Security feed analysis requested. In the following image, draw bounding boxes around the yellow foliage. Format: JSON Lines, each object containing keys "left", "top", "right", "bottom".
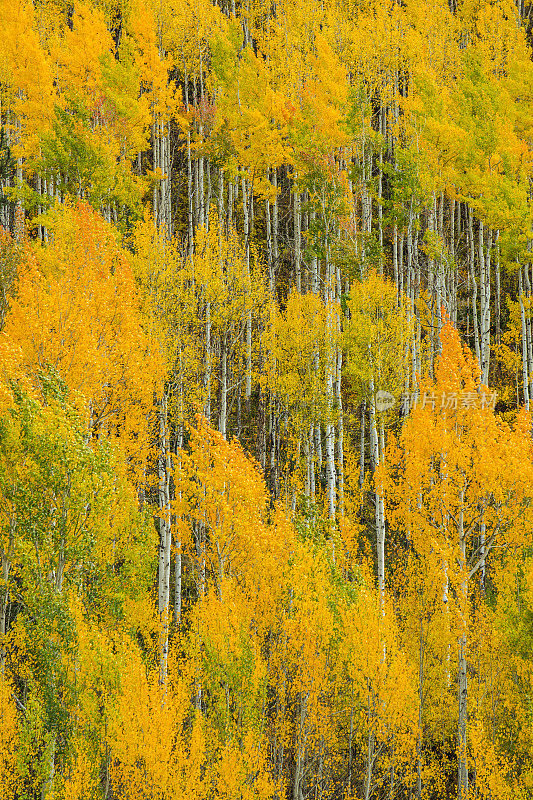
{"left": 0, "top": 202, "right": 163, "bottom": 471}
{"left": 109, "top": 638, "right": 204, "bottom": 800}
{"left": 0, "top": 671, "right": 16, "bottom": 800}
{"left": 345, "top": 271, "right": 413, "bottom": 405}
{"left": 0, "top": 0, "right": 54, "bottom": 160}
{"left": 262, "top": 289, "right": 333, "bottom": 430}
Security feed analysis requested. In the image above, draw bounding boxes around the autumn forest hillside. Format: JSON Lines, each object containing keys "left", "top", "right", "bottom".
{"left": 2, "top": 0, "right": 533, "bottom": 798}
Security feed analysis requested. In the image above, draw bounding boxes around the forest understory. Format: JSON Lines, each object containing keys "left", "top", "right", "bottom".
{"left": 2, "top": 0, "right": 533, "bottom": 798}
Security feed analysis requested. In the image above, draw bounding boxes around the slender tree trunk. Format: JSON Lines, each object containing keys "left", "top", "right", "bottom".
{"left": 204, "top": 299, "right": 211, "bottom": 422}
{"left": 458, "top": 634, "right": 469, "bottom": 799}
{"left": 195, "top": 517, "right": 206, "bottom": 602}
{"left": 450, "top": 198, "right": 455, "bottom": 262}
{"left": 435, "top": 194, "right": 445, "bottom": 346}
{"left": 242, "top": 177, "right": 252, "bottom": 404}
{"left": 0, "top": 515, "right": 14, "bottom": 669}
{"left": 163, "top": 119, "right": 171, "bottom": 234}
{"left": 309, "top": 425, "right": 315, "bottom": 501}
{"left": 292, "top": 693, "right": 308, "bottom": 800}
{"left": 495, "top": 231, "right": 501, "bottom": 347}
{"left": 273, "top": 169, "right": 279, "bottom": 288}
{"left": 363, "top": 688, "right": 376, "bottom": 800}
{"left": 310, "top": 209, "right": 318, "bottom": 293}
{"left": 40, "top": 736, "right": 56, "bottom": 800}
{"left": 378, "top": 148, "right": 384, "bottom": 277}
{"left": 369, "top": 380, "right": 385, "bottom": 601}
{"left": 219, "top": 334, "right": 228, "bottom": 437}
{"left": 198, "top": 127, "right": 205, "bottom": 227}
{"left": 519, "top": 269, "right": 529, "bottom": 410}
{"left": 458, "top": 495, "right": 469, "bottom": 800}
{"left": 416, "top": 615, "right": 425, "bottom": 800}
{"left": 347, "top": 698, "right": 354, "bottom": 796}
{"left": 294, "top": 183, "right": 301, "bottom": 292}
{"left": 158, "top": 393, "right": 171, "bottom": 614}
{"left": 393, "top": 223, "right": 398, "bottom": 297}
{"left": 218, "top": 168, "right": 224, "bottom": 219}
{"left": 152, "top": 117, "right": 160, "bottom": 225}
{"left": 524, "top": 263, "right": 533, "bottom": 387}
{"left": 468, "top": 209, "right": 481, "bottom": 366}
{"left": 479, "top": 222, "right": 491, "bottom": 385}
{"left": 443, "top": 560, "right": 451, "bottom": 687}
{"left": 399, "top": 230, "right": 404, "bottom": 299}
{"left": 325, "top": 351, "right": 336, "bottom": 519}
{"left": 479, "top": 509, "right": 486, "bottom": 592}
{"left": 206, "top": 159, "right": 211, "bottom": 225}
{"left": 266, "top": 180, "right": 274, "bottom": 295}
{"left": 427, "top": 201, "right": 436, "bottom": 371}
{"left": 359, "top": 400, "right": 366, "bottom": 488}
{"left": 158, "top": 393, "right": 171, "bottom": 685}
{"left": 184, "top": 68, "right": 194, "bottom": 249}
{"left": 258, "top": 365, "right": 267, "bottom": 470}
{"left": 269, "top": 400, "right": 277, "bottom": 496}
{"left": 173, "top": 527, "right": 182, "bottom": 625}
{"left": 335, "top": 347, "right": 344, "bottom": 517}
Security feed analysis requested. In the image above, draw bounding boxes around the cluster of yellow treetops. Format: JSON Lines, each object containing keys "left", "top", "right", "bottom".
{"left": 3, "top": 0, "right": 533, "bottom": 798}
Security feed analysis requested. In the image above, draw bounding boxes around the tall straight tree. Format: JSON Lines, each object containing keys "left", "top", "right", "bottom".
{"left": 384, "top": 322, "right": 533, "bottom": 799}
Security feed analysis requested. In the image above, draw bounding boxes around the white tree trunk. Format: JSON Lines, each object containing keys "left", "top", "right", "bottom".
{"left": 479, "top": 221, "right": 491, "bottom": 386}
{"left": 519, "top": 269, "right": 529, "bottom": 410}
{"left": 157, "top": 394, "right": 171, "bottom": 684}
{"left": 242, "top": 177, "right": 252, "bottom": 403}
{"left": 335, "top": 347, "right": 344, "bottom": 517}
{"left": 324, "top": 302, "right": 336, "bottom": 520}
{"left": 369, "top": 380, "right": 385, "bottom": 601}
{"left": 40, "top": 736, "right": 56, "bottom": 800}
{"left": 294, "top": 185, "right": 301, "bottom": 292}
{"left": 204, "top": 301, "right": 211, "bottom": 422}
{"left": 457, "top": 494, "right": 469, "bottom": 800}
{"left": 219, "top": 334, "right": 228, "bottom": 438}
{"left": 468, "top": 210, "right": 481, "bottom": 367}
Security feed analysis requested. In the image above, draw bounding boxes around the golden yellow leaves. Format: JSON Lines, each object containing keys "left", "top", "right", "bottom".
{"left": 0, "top": 672, "right": 16, "bottom": 800}
{"left": 0, "top": 0, "right": 54, "bottom": 160}
{"left": 385, "top": 319, "right": 533, "bottom": 590}
{"left": 263, "top": 290, "right": 333, "bottom": 429}
{"left": 345, "top": 272, "right": 413, "bottom": 402}
{"left": 177, "top": 416, "right": 269, "bottom": 590}
{"left": 192, "top": 215, "right": 265, "bottom": 332}
{"left": 56, "top": 2, "right": 114, "bottom": 99}
{"left": 110, "top": 654, "right": 195, "bottom": 800}
{"left": 1, "top": 201, "right": 164, "bottom": 468}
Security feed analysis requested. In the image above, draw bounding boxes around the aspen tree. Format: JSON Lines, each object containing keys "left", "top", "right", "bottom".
{"left": 345, "top": 274, "right": 412, "bottom": 600}
{"left": 384, "top": 321, "right": 533, "bottom": 799}
{"left": 262, "top": 291, "right": 331, "bottom": 507}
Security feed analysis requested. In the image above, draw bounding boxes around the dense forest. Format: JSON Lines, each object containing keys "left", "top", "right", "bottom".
{"left": 2, "top": 0, "right": 533, "bottom": 798}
